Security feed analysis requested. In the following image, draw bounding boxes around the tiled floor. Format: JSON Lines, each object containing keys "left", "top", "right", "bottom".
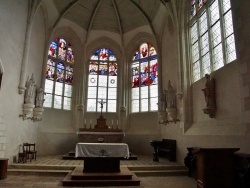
{"left": 0, "top": 155, "right": 197, "bottom": 188}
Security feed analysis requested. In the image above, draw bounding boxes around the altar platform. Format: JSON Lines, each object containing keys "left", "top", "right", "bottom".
{"left": 5, "top": 154, "right": 191, "bottom": 187}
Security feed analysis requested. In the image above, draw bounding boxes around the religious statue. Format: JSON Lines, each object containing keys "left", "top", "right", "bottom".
{"left": 166, "top": 80, "right": 176, "bottom": 108}
{"left": 202, "top": 74, "right": 216, "bottom": 108}
{"left": 202, "top": 74, "right": 216, "bottom": 118}
{"left": 24, "top": 74, "right": 35, "bottom": 104}
{"left": 35, "top": 87, "right": 45, "bottom": 108}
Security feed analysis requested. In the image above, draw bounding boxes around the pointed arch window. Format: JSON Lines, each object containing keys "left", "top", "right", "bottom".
{"left": 131, "top": 43, "right": 158, "bottom": 113}
{"left": 190, "top": 0, "right": 236, "bottom": 82}
{"left": 87, "top": 48, "right": 117, "bottom": 113}
{"left": 44, "top": 38, "right": 74, "bottom": 110}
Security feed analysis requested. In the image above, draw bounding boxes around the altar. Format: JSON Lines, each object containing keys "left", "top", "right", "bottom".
{"left": 75, "top": 143, "right": 130, "bottom": 172}
{"left": 76, "top": 131, "right": 125, "bottom": 143}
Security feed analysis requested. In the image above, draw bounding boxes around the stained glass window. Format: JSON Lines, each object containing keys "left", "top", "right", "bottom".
{"left": 87, "top": 48, "right": 117, "bottom": 112}
{"left": 191, "top": 0, "right": 207, "bottom": 18}
{"left": 44, "top": 37, "right": 74, "bottom": 110}
{"left": 190, "top": 0, "right": 236, "bottom": 82}
{"left": 131, "top": 43, "right": 158, "bottom": 113}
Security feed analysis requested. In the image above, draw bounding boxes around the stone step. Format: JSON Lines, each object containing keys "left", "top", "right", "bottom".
{"left": 7, "top": 163, "right": 188, "bottom": 177}
{"left": 8, "top": 164, "right": 75, "bottom": 170}
{"left": 62, "top": 170, "right": 141, "bottom": 187}
{"left": 71, "top": 166, "right": 133, "bottom": 180}
{"left": 127, "top": 165, "right": 187, "bottom": 171}
{"left": 7, "top": 168, "right": 71, "bottom": 176}
{"left": 133, "top": 169, "right": 188, "bottom": 177}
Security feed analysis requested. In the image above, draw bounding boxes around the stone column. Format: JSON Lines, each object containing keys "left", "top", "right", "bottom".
{"left": 18, "top": 0, "right": 42, "bottom": 94}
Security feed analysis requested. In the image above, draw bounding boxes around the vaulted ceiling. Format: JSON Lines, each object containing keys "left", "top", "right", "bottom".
{"left": 53, "top": 0, "right": 163, "bottom": 34}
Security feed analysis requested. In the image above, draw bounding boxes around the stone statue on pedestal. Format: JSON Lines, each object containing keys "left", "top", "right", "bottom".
{"left": 24, "top": 74, "right": 35, "bottom": 104}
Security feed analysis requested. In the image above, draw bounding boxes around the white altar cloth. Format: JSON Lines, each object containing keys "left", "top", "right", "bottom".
{"left": 75, "top": 143, "right": 130, "bottom": 158}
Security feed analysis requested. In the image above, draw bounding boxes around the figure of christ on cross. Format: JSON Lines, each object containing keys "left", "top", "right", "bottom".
{"left": 98, "top": 99, "right": 106, "bottom": 116}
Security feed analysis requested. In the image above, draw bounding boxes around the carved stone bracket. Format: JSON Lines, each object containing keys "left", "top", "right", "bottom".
{"left": 203, "top": 107, "right": 216, "bottom": 118}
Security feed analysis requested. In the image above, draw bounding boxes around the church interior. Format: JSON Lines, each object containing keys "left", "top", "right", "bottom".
{"left": 1, "top": 0, "right": 250, "bottom": 187}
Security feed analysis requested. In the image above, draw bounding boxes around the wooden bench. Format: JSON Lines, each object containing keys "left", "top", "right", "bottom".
{"left": 158, "top": 139, "right": 176, "bottom": 162}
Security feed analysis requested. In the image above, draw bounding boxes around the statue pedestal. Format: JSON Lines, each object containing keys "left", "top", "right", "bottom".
{"left": 203, "top": 107, "right": 216, "bottom": 118}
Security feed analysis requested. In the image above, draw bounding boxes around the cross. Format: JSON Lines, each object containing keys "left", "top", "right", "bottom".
{"left": 98, "top": 99, "right": 106, "bottom": 116}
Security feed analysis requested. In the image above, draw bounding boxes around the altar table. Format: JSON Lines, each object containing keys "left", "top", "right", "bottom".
{"left": 75, "top": 143, "right": 129, "bottom": 158}
{"left": 75, "top": 143, "right": 130, "bottom": 172}
{"left": 76, "top": 131, "right": 125, "bottom": 143}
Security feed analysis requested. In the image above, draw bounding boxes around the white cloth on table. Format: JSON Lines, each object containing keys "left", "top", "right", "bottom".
{"left": 75, "top": 143, "right": 130, "bottom": 158}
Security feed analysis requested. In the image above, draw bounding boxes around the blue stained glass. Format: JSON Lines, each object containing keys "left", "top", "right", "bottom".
{"left": 150, "top": 58, "right": 158, "bottom": 85}
{"left": 99, "top": 48, "right": 108, "bottom": 61}
{"left": 140, "top": 60, "right": 148, "bottom": 73}
{"left": 56, "top": 62, "right": 65, "bottom": 83}
{"left": 133, "top": 50, "right": 139, "bottom": 61}
{"left": 48, "top": 41, "right": 58, "bottom": 58}
{"left": 65, "top": 65, "right": 73, "bottom": 85}
{"left": 67, "top": 47, "right": 74, "bottom": 63}
{"left": 140, "top": 73, "right": 148, "bottom": 86}
{"left": 98, "top": 62, "right": 108, "bottom": 75}
{"left": 109, "top": 49, "right": 116, "bottom": 61}
{"left": 91, "top": 50, "right": 99, "bottom": 60}
{"left": 108, "top": 49, "right": 113, "bottom": 55}
{"left": 46, "top": 59, "right": 55, "bottom": 80}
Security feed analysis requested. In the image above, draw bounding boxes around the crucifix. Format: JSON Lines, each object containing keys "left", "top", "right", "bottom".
{"left": 98, "top": 99, "right": 106, "bottom": 116}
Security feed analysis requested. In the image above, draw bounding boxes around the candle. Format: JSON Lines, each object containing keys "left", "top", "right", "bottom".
{"left": 117, "top": 120, "right": 118, "bottom": 125}
{"left": 85, "top": 119, "right": 86, "bottom": 124}
{"left": 112, "top": 120, "right": 113, "bottom": 125}
{"left": 90, "top": 119, "right": 92, "bottom": 124}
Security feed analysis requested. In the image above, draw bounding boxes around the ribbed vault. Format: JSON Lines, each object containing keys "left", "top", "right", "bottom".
{"left": 53, "top": 0, "right": 162, "bottom": 34}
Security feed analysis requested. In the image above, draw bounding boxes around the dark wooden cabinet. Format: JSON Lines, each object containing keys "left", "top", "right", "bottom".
{"left": 192, "top": 148, "right": 239, "bottom": 188}
{"left": 0, "top": 158, "right": 8, "bottom": 179}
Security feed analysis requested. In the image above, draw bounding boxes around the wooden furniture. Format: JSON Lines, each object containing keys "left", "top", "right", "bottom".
{"left": 23, "top": 143, "right": 37, "bottom": 161}
{"left": 184, "top": 147, "right": 199, "bottom": 178}
{"left": 234, "top": 152, "right": 250, "bottom": 188}
{"left": 150, "top": 140, "right": 161, "bottom": 162}
{"left": 0, "top": 158, "right": 8, "bottom": 179}
{"left": 75, "top": 143, "right": 129, "bottom": 172}
{"left": 192, "top": 148, "right": 239, "bottom": 188}
{"left": 158, "top": 139, "right": 176, "bottom": 162}
{"left": 18, "top": 152, "right": 27, "bottom": 163}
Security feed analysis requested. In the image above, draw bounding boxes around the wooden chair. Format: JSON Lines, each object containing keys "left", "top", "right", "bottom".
{"left": 23, "top": 143, "right": 37, "bottom": 161}
{"left": 18, "top": 152, "right": 27, "bottom": 163}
